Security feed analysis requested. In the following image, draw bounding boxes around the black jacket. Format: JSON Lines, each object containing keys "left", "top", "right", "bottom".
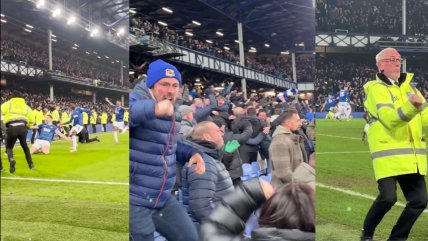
{"left": 200, "top": 178, "right": 315, "bottom": 241}
{"left": 181, "top": 140, "right": 234, "bottom": 224}
{"left": 221, "top": 120, "right": 253, "bottom": 180}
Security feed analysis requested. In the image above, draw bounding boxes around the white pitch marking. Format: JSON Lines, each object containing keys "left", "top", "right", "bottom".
{"left": 1, "top": 177, "right": 128, "bottom": 185}
{"left": 317, "top": 133, "right": 362, "bottom": 140}
{"left": 317, "top": 151, "right": 370, "bottom": 155}
{"left": 317, "top": 182, "right": 428, "bottom": 214}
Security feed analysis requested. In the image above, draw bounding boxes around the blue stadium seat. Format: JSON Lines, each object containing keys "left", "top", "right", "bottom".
{"left": 250, "top": 162, "right": 260, "bottom": 177}
{"left": 241, "top": 163, "right": 253, "bottom": 181}
{"left": 154, "top": 231, "right": 166, "bottom": 241}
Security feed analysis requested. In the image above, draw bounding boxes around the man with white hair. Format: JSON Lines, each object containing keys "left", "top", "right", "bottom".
{"left": 361, "top": 47, "right": 428, "bottom": 241}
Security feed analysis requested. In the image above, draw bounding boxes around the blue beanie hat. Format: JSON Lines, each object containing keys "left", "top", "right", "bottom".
{"left": 146, "top": 59, "right": 182, "bottom": 88}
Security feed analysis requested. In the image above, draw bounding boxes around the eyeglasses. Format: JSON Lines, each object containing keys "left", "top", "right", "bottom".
{"left": 379, "top": 57, "right": 403, "bottom": 63}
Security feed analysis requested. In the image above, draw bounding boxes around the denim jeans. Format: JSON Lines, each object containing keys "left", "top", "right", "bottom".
{"left": 130, "top": 195, "right": 198, "bottom": 241}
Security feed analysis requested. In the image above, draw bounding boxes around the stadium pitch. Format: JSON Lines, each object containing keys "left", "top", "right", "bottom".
{"left": 1, "top": 132, "right": 129, "bottom": 241}
{"left": 316, "top": 119, "right": 428, "bottom": 241}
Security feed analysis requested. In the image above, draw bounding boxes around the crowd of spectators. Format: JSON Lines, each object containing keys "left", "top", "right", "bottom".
{"left": 315, "top": 54, "right": 428, "bottom": 112}
{"left": 1, "top": 86, "right": 125, "bottom": 120}
{"left": 296, "top": 55, "right": 316, "bottom": 83}
{"left": 316, "top": 0, "right": 428, "bottom": 36}
{"left": 1, "top": 32, "right": 128, "bottom": 89}
{"left": 131, "top": 17, "right": 316, "bottom": 81}
{"left": 130, "top": 69, "right": 316, "bottom": 239}
{"left": 407, "top": 65, "right": 428, "bottom": 99}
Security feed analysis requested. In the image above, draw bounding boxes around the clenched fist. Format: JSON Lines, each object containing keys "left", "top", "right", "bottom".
{"left": 155, "top": 99, "right": 174, "bottom": 117}
{"left": 409, "top": 94, "right": 423, "bottom": 108}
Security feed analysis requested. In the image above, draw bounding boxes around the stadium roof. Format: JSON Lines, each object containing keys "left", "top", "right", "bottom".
{"left": 71, "top": 0, "right": 128, "bottom": 33}
{"left": 2, "top": 0, "right": 128, "bottom": 63}
{"left": 131, "top": 0, "right": 315, "bottom": 54}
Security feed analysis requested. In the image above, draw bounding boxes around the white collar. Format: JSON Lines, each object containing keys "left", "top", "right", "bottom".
{"left": 387, "top": 77, "right": 398, "bottom": 86}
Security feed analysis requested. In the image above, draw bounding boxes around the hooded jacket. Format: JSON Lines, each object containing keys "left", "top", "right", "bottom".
{"left": 200, "top": 178, "right": 315, "bottom": 241}
{"left": 129, "top": 81, "right": 199, "bottom": 208}
{"left": 181, "top": 139, "right": 234, "bottom": 224}
{"left": 363, "top": 72, "right": 428, "bottom": 180}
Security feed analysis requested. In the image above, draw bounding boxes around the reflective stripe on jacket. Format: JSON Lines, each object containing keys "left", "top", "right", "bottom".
{"left": 364, "top": 73, "right": 428, "bottom": 180}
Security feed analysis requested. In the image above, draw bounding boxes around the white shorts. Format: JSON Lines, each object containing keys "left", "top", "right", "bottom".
{"left": 113, "top": 121, "right": 125, "bottom": 130}
{"left": 70, "top": 125, "right": 84, "bottom": 134}
{"left": 33, "top": 139, "right": 50, "bottom": 149}
{"left": 338, "top": 102, "right": 350, "bottom": 110}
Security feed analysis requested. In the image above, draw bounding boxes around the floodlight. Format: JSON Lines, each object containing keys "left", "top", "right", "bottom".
{"left": 162, "top": 7, "right": 173, "bottom": 13}
{"left": 67, "top": 16, "right": 76, "bottom": 25}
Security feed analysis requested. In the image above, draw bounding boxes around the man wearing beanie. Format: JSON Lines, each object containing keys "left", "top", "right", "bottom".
{"left": 129, "top": 59, "right": 205, "bottom": 241}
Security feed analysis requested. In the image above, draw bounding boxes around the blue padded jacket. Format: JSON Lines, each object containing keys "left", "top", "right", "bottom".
{"left": 130, "top": 81, "right": 198, "bottom": 208}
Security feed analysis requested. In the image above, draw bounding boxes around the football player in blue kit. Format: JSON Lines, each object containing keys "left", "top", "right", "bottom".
{"left": 105, "top": 97, "right": 128, "bottom": 143}
{"left": 30, "top": 115, "right": 71, "bottom": 154}
{"left": 63, "top": 104, "right": 92, "bottom": 152}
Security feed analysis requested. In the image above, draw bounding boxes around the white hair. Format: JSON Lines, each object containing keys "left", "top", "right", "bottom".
{"left": 375, "top": 47, "right": 397, "bottom": 62}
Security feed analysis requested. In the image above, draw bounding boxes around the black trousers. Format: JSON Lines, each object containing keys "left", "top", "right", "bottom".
{"left": 102, "top": 124, "right": 107, "bottom": 132}
{"left": 78, "top": 128, "right": 98, "bottom": 143}
{"left": 91, "top": 124, "right": 97, "bottom": 133}
{"left": 363, "top": 173, "right": 428, "bottom": 240}
{"left": 31, "top": 128, "right": 38, "bottom": 144}
{"left": 239, "top": 144, "right": 259, "bottom": 164}
{"left": 5, "top": 123, "right": 33, "bottom": 166}
{"left": 62, "top": 125, "right": 69, "bottom": 136}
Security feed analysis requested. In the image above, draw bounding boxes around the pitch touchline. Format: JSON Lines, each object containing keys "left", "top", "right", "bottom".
{"left": 317, "top": 151, "right": 370, "bottom": 154}
{"left": 317, "top": 182, "right": 428, "bottom": 214}
{"left": 1, "top": 177, "right": 129, "bottom": 185}
{"left": 317, "top": 134, "right": 362, "bottom": 140}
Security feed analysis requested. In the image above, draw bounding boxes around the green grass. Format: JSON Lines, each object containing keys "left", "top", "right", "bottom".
{"left": 1, "top": 132, "right": 129, "bottom": 241}
{"left": 316, "top": 119, "right": 428, "bottom": 241}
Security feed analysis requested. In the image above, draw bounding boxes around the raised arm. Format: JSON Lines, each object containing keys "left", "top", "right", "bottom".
{"left": 105, "top": 97, "right": 115, "bottom": 107}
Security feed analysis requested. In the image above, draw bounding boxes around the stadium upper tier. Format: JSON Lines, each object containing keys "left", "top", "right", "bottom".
{"left": 1, "top": 32, "right": 128, "bottom": 89}
{"left": 316, "top": 0, "right": 427, "bottom": 36}
{"left": 130, "top": 18, "right": 315, "bottom": 84}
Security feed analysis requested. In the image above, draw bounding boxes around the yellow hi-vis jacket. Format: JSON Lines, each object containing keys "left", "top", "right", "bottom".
{"left": 61, "top": 112, "right": 70, "bottom": 125}
{"left": 90, "top": 111, "right": 98, "bottom": 124}
{"left": 1, "top": 97, "right": 33, "bottom": 126}
{"left": 101, "top": 112, "right": 108, "bottom": 124}
{"left": 124, "top": 110, "right": 129, "bottom": 122}
{"left": 83, "top": 112, "right": 89, "bottom": 125}
{"left": 51, "top": 110, "right": 60, "bottom": 122}
{"left": 364, "top": 73, "right": 428, "bottom": 180}
{"left": 31, "top": 109, "right": 44, "bottom": 125}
